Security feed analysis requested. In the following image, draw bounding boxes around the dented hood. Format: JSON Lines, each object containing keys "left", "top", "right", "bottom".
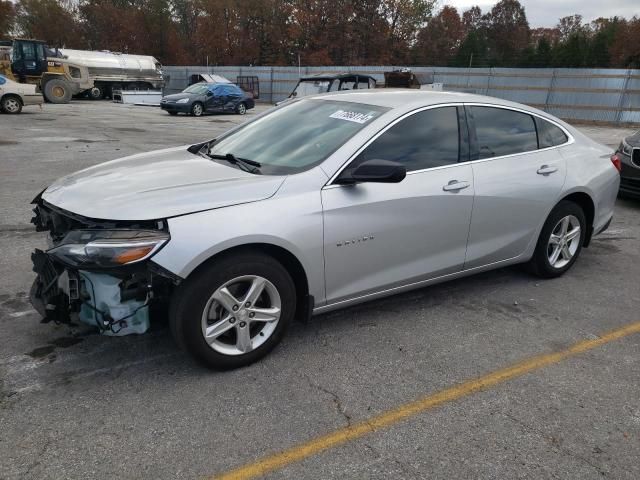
{"left": 42, "top": 146, "right": 286, "bottom": 220}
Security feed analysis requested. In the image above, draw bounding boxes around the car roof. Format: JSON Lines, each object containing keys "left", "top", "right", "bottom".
{"left": 309, "top": 89, "right": 554, "bottom": 118}
{"left": 191, "top": 82, "right": 239, "bottom": 90}
{"left": 300, "top": 72, "right": 375, "bottom": 81}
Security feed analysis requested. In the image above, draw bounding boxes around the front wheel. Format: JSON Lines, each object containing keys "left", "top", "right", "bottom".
{"left": 170, "top": 252, "right": 296, "bottom": 370}
{"left": 43, "top": 78, "right": 72, "bottom": 104}
{"left": 236, "top": 102, "right": 247, "bottom": 115}
{"left": 191, "top": 102, "right": 204, "bottom": 117}
{"left": 527, "top": 200, "right": 586, "bottom": 278}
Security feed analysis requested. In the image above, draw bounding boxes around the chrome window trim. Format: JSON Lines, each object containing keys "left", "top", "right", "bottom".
{"left": 324, "top": 101, "right": 575, "bottom": 189}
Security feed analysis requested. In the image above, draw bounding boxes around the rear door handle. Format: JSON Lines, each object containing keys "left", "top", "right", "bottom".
{"left": 537, "top": 165, "right": 558, "bottom": 175}
{"left": 442, "top": 180, "right": 470, "bottom": 192}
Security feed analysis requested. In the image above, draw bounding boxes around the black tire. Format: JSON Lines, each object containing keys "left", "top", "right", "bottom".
{"left": 170, "top": 252, "right": 296, "bottom": 370}
{"left": 168, "top": 111, "right": 178, "bottom": 116}
{"left": 526, "top": 200, "right": 586, "bottom": 278}
{"left": 88, "top": 86, "right": 103, "bottom": 100}
{"left": 236, "top": 102, "right": 247, "bottom": 115}
{"left": 43, "top": 78, "right": 72, "bottom": 104}
{"left": 190, "top": 102, "right": 204, "bottom": 117}
{"left": 1, "top": 95, "right": 22, "bottom": 114}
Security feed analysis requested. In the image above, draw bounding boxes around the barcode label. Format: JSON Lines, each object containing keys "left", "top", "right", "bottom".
{"left": 329, "top": 110, "right": 375, "bottom": 124}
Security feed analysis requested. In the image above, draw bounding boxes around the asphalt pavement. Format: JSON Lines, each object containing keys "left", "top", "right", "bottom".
{"left": 0, "top": 101, "right": 638, "bottom": 480}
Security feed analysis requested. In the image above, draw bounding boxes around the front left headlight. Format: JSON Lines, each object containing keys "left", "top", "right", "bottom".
{"left": 621, "top": 138, "right": 633, "bottom": 156}
{"left": 176, "top": 98, "right": 190, "bottom": 104}
{"left": 48, "top": 229, "right": 169, "bottom": 268}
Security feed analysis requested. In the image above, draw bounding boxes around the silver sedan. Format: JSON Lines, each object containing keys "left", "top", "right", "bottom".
{"left": 30, "top": 91, "right": 620, "bottom": 369}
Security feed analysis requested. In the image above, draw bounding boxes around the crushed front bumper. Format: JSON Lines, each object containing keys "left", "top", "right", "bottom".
{"left": 29, "top": 197, "right": 178, "bottom": 334}
{"left": 29, "top": 246, "right": 176, "bottom": 334}
{"left": 29, "top": 249, "right": 72, "bottom": 323}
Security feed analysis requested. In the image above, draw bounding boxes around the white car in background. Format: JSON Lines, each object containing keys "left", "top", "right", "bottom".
{"left": 0, "top": 74, "right": 43, "bottom": 114}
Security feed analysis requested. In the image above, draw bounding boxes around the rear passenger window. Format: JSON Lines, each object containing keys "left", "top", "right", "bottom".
{"left": 352, "top": 107, "right": 460, "bottom": 171}
{"left": 471, "top": 107, "right": 537, "bottom": 159}
{"left": 536, "top": 117, "right": 568, "bottom": 148}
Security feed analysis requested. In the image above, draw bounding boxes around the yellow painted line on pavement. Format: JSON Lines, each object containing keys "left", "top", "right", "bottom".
{"left": 213, "top": 321, "right": 640, "bottom": 480}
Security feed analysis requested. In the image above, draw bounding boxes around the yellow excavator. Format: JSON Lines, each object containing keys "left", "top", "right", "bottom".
{"left": 1, "top": 38, "right": 164, "bottom": 103}
{"left": 0, "top": 38, "right": 92, "bottom": 103}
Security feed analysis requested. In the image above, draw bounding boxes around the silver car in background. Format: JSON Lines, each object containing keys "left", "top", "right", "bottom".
{"left": 30, "top": 91, "right": 620, "bottom": 369}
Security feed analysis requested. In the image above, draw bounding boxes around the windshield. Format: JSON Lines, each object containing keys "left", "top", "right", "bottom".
{"left": 183, "top": 83, "right": 210, "bottom": 94}
{"left": 209, "top": 99, "right": 388, "bottom": 175}
{"left": 292, "top": 80, "right": 331, "bottom": 98}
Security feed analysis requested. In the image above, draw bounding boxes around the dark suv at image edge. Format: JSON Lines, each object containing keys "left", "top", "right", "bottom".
{"left": 613, "top": 131, "right": 640, "bottom": 199}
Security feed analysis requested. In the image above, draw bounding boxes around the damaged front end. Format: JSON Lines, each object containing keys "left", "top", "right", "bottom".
{"left": 30, "top": 193, "right": 179, "bottom": 335}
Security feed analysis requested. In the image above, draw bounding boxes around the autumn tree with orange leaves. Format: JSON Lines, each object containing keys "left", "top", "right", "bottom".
{"left": 3, "top": 0, "right": 640, "bottom": 68}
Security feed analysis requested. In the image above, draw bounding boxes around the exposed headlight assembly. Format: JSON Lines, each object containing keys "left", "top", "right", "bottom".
{"left": 176, "top": 98, "right": 190, "bottom": 104}
{"left": 48, "top": 229, "right": 169, "bottom": 268}
{"left": 621, "top": 139, "right": 633, "bottom": 156}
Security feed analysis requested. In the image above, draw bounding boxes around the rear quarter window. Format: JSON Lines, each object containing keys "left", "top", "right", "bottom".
{"left": 536, "top": 117, "right": 569, "bottom": 148}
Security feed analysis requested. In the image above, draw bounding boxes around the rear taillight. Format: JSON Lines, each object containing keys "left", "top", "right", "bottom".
{"left": 611, "top": 153, "right": 622, "bottom": 172}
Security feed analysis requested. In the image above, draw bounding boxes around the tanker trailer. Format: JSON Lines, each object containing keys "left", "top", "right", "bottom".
{"left": 55, "top": 49, "right": 165, "bottom": 99}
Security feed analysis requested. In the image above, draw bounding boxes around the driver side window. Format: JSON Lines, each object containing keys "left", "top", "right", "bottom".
{"left": 350, "top": 106, "right": 460, "bottom": 172}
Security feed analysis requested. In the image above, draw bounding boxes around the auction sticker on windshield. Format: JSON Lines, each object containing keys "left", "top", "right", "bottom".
{"left": 329, "top": 110, "right": 377, "bottom": 124}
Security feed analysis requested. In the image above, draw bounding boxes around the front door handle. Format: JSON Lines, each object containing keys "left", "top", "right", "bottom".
{"left": 442, "top": 180, "right": 470, "bottom": 192}
{"left": 537, "top": 165, "right": 558, "bottom": 175}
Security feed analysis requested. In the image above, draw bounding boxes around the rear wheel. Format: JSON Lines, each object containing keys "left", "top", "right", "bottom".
{"left": 168, "top": 111, "right": 178, "bottom": 116}
{"left": 170, "top": 252, "right": 296, "bottom": 370}
{"left": 1, "top": 95, "right": 22, "bottom": 114}
{"left": 43, "top": 78, "right": 72, "bottom": 104}
{"left": 191, "top": 102, "right": 204, "bottom": 117}
{"left": 88, "top": 86, "right": 103, "bottom": 100}
{"left": 527, "top": 200, "right": 586, "bottom": 278}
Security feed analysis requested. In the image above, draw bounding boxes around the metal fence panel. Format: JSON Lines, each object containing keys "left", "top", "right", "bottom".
{"left": 163, "top": 65, "right": 640, "bottom": 125}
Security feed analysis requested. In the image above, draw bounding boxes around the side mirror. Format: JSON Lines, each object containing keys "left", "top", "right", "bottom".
{"left": 206, "top": 91, "right": 213, "bottom": 97}
{"left": 336, "top": 159, "right": 406, "bottom": 184}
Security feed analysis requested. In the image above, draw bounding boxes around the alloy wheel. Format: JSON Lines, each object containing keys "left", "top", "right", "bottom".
{"left": 192, "top": 103, "right": 203, "bottom": 116}
{"left": 547, "top": 215, "right": 581, "bottom": 269}
{"left": 201, "top": 275, "right": 281, "bottom": 356}
{"left": 237, "top": 103, "right": 246, "bottom": 115}
{"left": 3, "top": 98, "right": 20, "bottom": 113}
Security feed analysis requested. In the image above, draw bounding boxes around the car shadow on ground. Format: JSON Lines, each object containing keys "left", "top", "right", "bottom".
{"left": 617, "top": 196, "right": 640, "bottom": 208}
{"left": 3, "top": 264, "right": 537, "bottom": 396}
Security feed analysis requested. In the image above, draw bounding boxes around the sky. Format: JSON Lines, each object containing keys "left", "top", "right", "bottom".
{"left": 446, "top": 0, "right": 639, "bottom": 27}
